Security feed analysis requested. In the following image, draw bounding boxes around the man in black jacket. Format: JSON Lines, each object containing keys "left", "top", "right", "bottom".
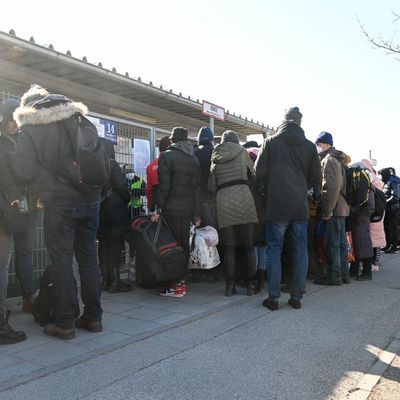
{"left": 11, "top": 85, "right": 103, "bottom": 339}
{"left": 255, "top": 107, "right": 321, "bottom": 310}
{"left": 0, "top": 99, "right": 38, "bottom": 313}
{"left": 154, "top": 127, "right": 201, "bottom": 297}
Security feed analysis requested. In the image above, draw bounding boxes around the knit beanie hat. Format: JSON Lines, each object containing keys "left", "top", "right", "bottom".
{"left": 221, "top": 130, "right": 239, "bottom": 144}
{"left": 315, "top": 131, "right": 333, "bottom": 146}
{"left": 159, "top": 136, "right": 171, "bottom": 152}
{"left": 284, "top": 106, "right": 302, "bottom": 125}
{"left": 169, "top": 127, "right": 188, "bottom": 143}
{"left": 0, "top": 99, "right": 19, "bottom": 123}
{"left": 197, "top": 126, "right": 213, "bottom": 143}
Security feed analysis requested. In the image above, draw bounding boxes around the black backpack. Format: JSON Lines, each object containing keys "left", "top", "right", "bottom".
{"left": 58, "top": 114, "right": 110, "bottom": 193}
{"left": 32, "top": 267, "right": 80, "bottom": 326}
{"left": 341, "top": 165, "right": 371, "bottom": 208}
{"left": 370, "top": 187, "right": 386, "bottom": 223}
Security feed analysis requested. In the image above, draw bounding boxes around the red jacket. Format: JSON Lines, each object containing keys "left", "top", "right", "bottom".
{"left": 146, "top": 158, "right": 159, "bottom": 212}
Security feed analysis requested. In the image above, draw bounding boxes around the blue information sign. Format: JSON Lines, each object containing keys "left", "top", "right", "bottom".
{"left": 101, "top": 119, "right": 118, "bottom": 143}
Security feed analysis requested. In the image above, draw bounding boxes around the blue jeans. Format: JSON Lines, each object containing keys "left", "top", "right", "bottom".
{"left": 44, "top": 203, "right": 102, "bottom": 328}
{"left": 266, "top": 221, "right": 309, "bottom": 300}
{"left": 324, "top": 217, "right": 348, "bottom": 280}
{"left": 254, "top": 245, "right": 267, "bottom": 271}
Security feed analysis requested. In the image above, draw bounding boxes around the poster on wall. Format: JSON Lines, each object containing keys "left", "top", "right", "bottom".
{"left": 87, "top": 116, "right": 118, "bottom": 144}
{"left": 133, "top": 138, "right": 151, "bottom": 174}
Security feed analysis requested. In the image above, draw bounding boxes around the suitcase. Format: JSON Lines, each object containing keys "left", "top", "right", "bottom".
{"left": 130, "top": 216, "right": 186, "bottom": 288}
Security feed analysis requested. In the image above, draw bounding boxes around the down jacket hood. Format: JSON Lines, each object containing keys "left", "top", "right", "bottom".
{"left": 274, "top": 121, "right": 306, "bottom": 146}
{"left": 169, "top": 140, "right": 193, "bottom": 156}
{"left": 212, "top": 142, "right": 244, "bottom": 164}
{"left": 14, "top": 94, "right": 88, "bottom": 127}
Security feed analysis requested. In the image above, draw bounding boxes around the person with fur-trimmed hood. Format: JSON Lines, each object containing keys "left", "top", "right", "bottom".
{"left": 11, "top": 85, "right": 103, "bottom": 340}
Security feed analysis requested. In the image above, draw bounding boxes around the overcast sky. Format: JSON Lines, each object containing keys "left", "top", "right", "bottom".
{"left": 1, "top": 0, "right": 399, "bottom": 172}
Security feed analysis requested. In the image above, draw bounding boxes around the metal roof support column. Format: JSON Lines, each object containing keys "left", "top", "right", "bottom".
{"left": 150, "top": 125, "right": 156, "bottom": 162}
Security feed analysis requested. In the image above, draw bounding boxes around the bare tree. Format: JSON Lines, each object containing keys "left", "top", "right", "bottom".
{"left": 359, "top": 11, "right": 400, "bottom": 55}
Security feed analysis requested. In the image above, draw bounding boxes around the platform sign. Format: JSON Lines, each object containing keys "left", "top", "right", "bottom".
{"left": 202, "top": 100, "right": 225, "bottom": 121}
{"left": 370, "top": 159, "right": 377, "bottom": 166}
{"left": 87, "top": 116, "right": 118, "bottom": 143}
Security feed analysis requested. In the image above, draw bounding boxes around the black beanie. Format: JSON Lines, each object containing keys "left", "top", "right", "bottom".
{"left": 169, "top": 127, "right": 188, "bottom": 143}
{"left": 284, "top": 106, "right": 302, "bottom": 125}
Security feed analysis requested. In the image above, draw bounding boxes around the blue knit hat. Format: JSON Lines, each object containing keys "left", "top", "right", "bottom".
{"left": 197, "top": 126, "right": 213, "bottom": 142}
{"left": 315, "top": 131, "right": 333, "bottom": 146}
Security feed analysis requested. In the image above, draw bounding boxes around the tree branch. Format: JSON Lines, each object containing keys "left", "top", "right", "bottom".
{"left": 359, "top": 16, "right": 400, "bottom": 55}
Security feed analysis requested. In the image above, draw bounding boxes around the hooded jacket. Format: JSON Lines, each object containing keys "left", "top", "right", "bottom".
{"left": 208, "top": 142, "right": 258, "bottom": 229}
{"left": 255, "top": 121, "right": 322, "bottom": 221}
{"left": 11, "top": 94, "right": 100, "bottom": 207}
{"left": 156, "top": 140, "right": 200, "bottom": 217}
{"left": 319, "top": 147, "right": 351, "bottom": 218}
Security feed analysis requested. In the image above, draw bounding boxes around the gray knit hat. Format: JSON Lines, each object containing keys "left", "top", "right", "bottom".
{"left": 221, "top": 130, "right": 239, "bottom": 144}
{"left": 284, "top": 106, "right": 302, "bottom": 125}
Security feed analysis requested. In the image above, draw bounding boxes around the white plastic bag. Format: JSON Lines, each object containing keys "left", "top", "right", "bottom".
{"left": 197, "top": 226, "right": 219, "bottom": 246}
{"left": 188, "top": 227, "right": 220, "bottom": 270}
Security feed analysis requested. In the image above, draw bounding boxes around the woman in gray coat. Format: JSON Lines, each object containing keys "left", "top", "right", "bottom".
{"left": 208, "top": 131, "right": 258, "bottom": 296}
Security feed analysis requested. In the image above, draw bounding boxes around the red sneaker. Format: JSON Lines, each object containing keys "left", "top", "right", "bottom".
{"left": 158, "top": 283, "right": 184, "bottom": 298}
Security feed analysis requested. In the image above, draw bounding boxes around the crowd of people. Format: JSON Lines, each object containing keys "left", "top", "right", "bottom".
{"left": 0, "top": 85, "right": 399, "bottom": 344}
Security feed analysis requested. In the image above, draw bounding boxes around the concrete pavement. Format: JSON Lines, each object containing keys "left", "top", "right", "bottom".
{"left": 1, "top": 253, "right": 400, "bottom": 399}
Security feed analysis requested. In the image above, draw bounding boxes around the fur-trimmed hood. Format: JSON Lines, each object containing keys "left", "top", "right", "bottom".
{"left": 14, "top": 94, "right": 88, "bottom": 127}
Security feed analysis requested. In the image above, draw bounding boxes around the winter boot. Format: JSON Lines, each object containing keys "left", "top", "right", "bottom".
{"left": 0, "top": 313, "right": 27, "bottom": 345}
{"left": 225, "top": 281, "right": 236, "bottom": 297}
{"left": 254, "top": 269, "right": 265, "bottom": 293}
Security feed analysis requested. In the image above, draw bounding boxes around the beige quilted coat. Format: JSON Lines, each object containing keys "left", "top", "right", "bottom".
{"left": 208, "top": 142, "right": 258, "bottom": 229}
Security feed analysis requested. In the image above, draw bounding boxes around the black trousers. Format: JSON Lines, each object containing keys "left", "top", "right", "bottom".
{"left": 98, "top": 237, "right": 124, "bottom": 285}
{"left": 384, "top": 209, "right": 399, "bottom": 247}
{"left": 220, "top": 224, "right": 255, "bottom": 281}
{"left": 163, "top": 214, "right": 191, "bottom": 280}
{"left": 350, "top": 257, "right": 372, "bottom": 276}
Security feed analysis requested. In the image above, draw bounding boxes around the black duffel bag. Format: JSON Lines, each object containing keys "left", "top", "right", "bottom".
{"left": 130, "top": 216, "right": 185, "bottom": 289}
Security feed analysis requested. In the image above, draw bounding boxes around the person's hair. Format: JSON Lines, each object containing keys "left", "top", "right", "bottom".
{"left": 159, "top": 136, "right": 170, "bottom": 152}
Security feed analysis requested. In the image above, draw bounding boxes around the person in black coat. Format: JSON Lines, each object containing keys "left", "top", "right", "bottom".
{"left": 0, "top": 99, "right": 39, "bottom": 314}
{"left": 154, "top": 127, "right": 201, "bottom": 298}
{"left": 0, "top": 100, "right": 27, "bottom": 344}
{"left": 98, "top": 139, "right": 132, "bottom": 293}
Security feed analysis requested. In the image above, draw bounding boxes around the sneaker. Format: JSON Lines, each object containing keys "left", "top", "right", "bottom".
{"left": 44, "top": 324, "right": 75, "bottom": 340}
{"left": 180, "top": 282, "right": 187, "bottom": 296}
{"left": 371, "top": 264, "right": 380, "bottom": 272}
{"left": 158, "top": 283, "right": 184, "bottom": 298}
{"left": 288, "top": 297, "right": 302, "bottom": 309}
{"left": 262, "top": 298, "right": 278, "bottom": 311}
{"left": 75, "top": 316, "right": 103, "bottom": 332}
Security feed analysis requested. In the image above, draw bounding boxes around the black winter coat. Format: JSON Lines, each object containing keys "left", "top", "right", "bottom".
{"left": 0, "top": 133, "right": 38, "bottom": 233}
{"left": 255, "top": 122, "right": 322, "bottom": 221}
{"left": 156, "top": 141, "right": 201, "bottom": 217}
{"left": 98, "top": 140, "right": 131, "bottom": 238}
{"left": 194, "top": 142, "right": 213, "bottom": 203}
{"left": 11, "top": 94, "right": 100, "bottom": 207}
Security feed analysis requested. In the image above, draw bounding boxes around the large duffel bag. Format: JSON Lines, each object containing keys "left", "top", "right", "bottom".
{"left": 130, "top": 216, "right": 186, "bottom": 288}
